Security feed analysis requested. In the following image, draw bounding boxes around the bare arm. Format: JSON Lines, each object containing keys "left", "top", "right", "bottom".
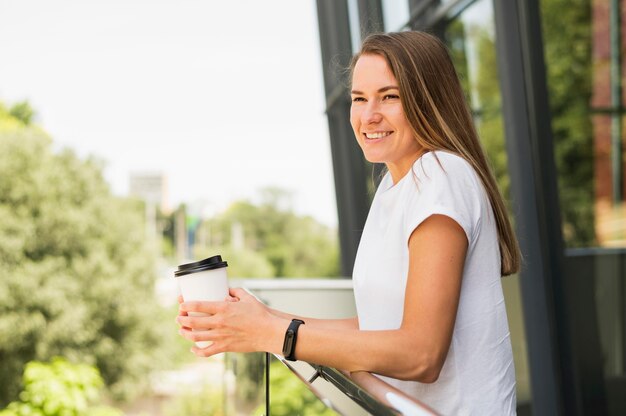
{"left": 178, "top": 296, "right": 359, "bottom": 331}
{"left": 178, "top": 214, "right": 466, "bottom": 382}
{"left": 267, "top": 307, "right": 359, "bottom": 331}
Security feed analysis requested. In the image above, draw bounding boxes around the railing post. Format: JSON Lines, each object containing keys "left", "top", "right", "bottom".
{"left": 265, "top": 352, "right": 270, "bottom": 416}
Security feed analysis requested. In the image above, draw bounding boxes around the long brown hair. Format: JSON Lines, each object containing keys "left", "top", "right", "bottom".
{"left": 351, "top": 31, "right": 521, "bottom": 276}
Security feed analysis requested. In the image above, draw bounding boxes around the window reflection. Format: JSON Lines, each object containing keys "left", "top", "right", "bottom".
{"left": 444, "top": 0, "right": 510, "bottom": 203}
{"left": 541, "top": 0, "right": 626, "bottom": 248}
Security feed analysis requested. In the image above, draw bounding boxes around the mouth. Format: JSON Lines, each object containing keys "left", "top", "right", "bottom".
{"left": 363, "top": 131, "right": 393, "bottom": 140}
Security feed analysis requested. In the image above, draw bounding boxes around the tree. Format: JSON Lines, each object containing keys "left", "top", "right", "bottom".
{"left": 195, "top": 187, "right": 341, "bottom": 278}
{"left": 7, "top": 101, "right": 35, "bottom": 126}
{"left": 0, "top": 103, "right": 169, "bottom": 404}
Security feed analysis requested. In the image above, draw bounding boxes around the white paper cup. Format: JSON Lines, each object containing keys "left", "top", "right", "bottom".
{"left": 175, "top": 255, "right": 229, "bottom": 349}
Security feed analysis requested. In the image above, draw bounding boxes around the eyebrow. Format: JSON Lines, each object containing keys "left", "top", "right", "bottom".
{"left": 350, "top": 85, "right": 399, "bottom": 95}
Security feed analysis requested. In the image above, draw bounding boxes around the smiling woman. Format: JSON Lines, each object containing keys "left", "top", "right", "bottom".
{"left": 178, "top": 31, "right": 521, "bottom": 416}
{"left": 350, "top": 54, "right": 423, "bottom": 182}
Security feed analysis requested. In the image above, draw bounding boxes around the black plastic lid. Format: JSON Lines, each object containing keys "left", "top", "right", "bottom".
{"left": 174, "top": 255, "right": 228, "bottom": 277}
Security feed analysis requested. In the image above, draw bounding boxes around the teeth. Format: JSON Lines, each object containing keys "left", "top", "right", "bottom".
{"left": 365, "top": 132, "right": 392, "bottom": 139}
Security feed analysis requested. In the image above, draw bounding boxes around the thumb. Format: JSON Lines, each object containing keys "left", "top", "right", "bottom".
{"left": 229, "top": 287, "right": 253, "bottom": 301}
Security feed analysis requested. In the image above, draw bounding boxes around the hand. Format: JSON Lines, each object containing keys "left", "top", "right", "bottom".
{"left": 176, "top": 287, "right": 284, "bottom": 357}
{"left": 176, "top": 293, "right": 239, "bottom": 329}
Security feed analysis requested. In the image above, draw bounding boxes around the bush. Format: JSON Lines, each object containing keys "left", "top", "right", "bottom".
{"left": 0, "top": 358, "right": 122, "bottom": 416}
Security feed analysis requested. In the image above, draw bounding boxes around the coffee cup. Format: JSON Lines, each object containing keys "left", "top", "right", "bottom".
{"left": 175, "top": 255, "right": 229, "bottom": 348}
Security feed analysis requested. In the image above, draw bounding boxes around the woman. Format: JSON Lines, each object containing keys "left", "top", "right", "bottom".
{"left": 177, "top": 31, "right": 521, "bottom": 415}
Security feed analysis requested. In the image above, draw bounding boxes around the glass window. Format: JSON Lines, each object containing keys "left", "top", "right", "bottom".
{"left": 541, "top": 0, "right": 626, "bottom": 249}
{"left": 445, "top": 0, "right": 511, "bottom": 203}
{"left": 540, "top": 1, "right": 626, "bottom": 413}
{"left": 224, "top": 352, "right": 266, "bottom": 415}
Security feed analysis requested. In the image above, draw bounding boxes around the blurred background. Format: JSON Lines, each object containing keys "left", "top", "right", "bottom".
{"left": 0, "top": 1, "right": 340, "bottom": 415}
{"left": 0, "top": 0, "right": 625, "bottom": 415}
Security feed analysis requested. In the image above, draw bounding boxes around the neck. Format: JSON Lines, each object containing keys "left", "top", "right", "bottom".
{"left": 387, "top": 149, "right": 429, "bottom": 184}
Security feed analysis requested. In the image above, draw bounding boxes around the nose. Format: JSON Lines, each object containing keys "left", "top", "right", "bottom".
{"left": 362, "top": 101, "right": 382, "bottom": 124}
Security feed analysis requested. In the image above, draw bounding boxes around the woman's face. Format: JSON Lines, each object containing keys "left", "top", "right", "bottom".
{"left": 350, "top": 53, "right": 423, "bottom": 182}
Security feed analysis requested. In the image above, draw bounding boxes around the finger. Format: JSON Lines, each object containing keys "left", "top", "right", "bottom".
{"left": 176, "top": 315, "right": 191, "bottom": 329}
{"left": 177, "top": 304, "right": 189, "bottom": 316}
{"left": 225, "top": 295, "right": 239, "bottom": 302}
{"left": 229, "top": 287, "right": 252, "bottom": 300}
{"left": 191, "top": 344, "right": 223, "bottom": 357}
{"left": 177, "top": 314, "right": 222, "bottom": 330}
{"left": 178, "top": 328, "right": 217, "bottom": 343}
{"left": 175, "top": 315, "right": 191, "bottom": 330}
{"left": 178, "top": 295, "right": 184, "bottom": 304}
{"left": 180, "top": 300, "right": 225, "bottom": 315}
{"left": 175, "top": 329, "right": 224, "bottom": 357}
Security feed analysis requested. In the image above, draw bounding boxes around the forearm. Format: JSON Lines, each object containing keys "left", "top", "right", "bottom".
{"left": 264, "top": 317, "right": 441, "bottom": 382}
{"left": 267, "top": 307, "right": 358, "bottom": 331}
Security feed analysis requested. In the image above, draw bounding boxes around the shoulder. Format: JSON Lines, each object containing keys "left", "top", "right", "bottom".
{"left": 413, "top": 151, "right": 474, "bottom": 178}
{"left": 409, "top": 151, "right": 480, "bottom": 193}
{"left": 400, "top": 151, "right": 484, "bottom": 246}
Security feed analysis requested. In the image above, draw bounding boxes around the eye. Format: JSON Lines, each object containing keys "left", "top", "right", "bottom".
{"left": 351, "top": 96, "right": 366, "bottom": 102}
{"left": 383, "top": 94, "right": 400, "bottom": 100}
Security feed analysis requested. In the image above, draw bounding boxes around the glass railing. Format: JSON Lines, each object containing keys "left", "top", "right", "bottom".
{"left": 219, "top": 279, "right": 439, "bottom": 415}
{"left": 224, "top": 351, "right": 439, "bottom": 415}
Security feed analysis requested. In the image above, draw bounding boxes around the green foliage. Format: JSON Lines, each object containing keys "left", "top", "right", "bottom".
{"left": 194, "top": 187, "right": 340, "bottom": 278}
{"left": 195, "top": 245, "right": 276, "bottom": 278}
{"left": 0, "top": 103, "right": 170, "bottom": 404}
{"left": 0, "top": 101, "right": 33, "bottom": 128}
{"left": 8, "top": 101, "right": 35, "bottom": 126}
{"left": 446, "top": 20, "right": 511, "bottom": 204}
{"left": 230, "top": 353, "right": 265, "bottom": 407}
{"left": 473, "top": 27, "right": 511, "bottom": 203}
{"left": 0, "top": 358, "right": 122, "bottom": 416}
{"left": 541, "top": 0, "right": 595, "bottom": 246}
{"left": 253, "top": 360, "right": 337, "bottom": 416}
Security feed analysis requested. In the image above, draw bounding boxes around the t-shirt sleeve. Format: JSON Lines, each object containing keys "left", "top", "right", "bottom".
{"left": 403, "top": 155, "right": 482, "bottom": 246}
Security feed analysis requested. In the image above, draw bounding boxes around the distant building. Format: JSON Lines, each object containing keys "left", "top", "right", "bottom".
{"left": 129, "top": 172, "right": 169, "bottom": 241}
{"left": 129, "top": 172, "right": 169, "bottom": 213}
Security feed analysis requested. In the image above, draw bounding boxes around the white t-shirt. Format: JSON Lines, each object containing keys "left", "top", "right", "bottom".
{"left": 352, "top": 151, "right": 516, "bottom": 416}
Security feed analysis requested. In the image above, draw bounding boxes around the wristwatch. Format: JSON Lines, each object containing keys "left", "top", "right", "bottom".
{"left": 282, "top": 319, "right": 305, "bottom": 361}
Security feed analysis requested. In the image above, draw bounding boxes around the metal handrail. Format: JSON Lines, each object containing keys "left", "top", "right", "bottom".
{"left": 273, "top": 354, "right": 439, "bottom": 416}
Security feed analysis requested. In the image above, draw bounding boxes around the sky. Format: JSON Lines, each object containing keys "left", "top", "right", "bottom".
{"left": 0, "top": 0, "right": 339, "bottom": 226}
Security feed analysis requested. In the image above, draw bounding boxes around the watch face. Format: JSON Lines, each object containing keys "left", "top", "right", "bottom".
{"left": 283, "top": 330, "right": 295, "bottom": 355}
{"left": 283, "top": 320, "right": 304, "bottom": 361}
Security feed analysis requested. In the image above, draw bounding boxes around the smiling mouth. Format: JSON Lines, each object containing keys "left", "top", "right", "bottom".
{"left": 364, "top": 131, "right": 392, "bottom": 139}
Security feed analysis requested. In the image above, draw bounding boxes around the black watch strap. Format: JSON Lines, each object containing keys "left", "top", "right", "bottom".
{"left": 282, "top": 319, "right": 305, "bottom": 361}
